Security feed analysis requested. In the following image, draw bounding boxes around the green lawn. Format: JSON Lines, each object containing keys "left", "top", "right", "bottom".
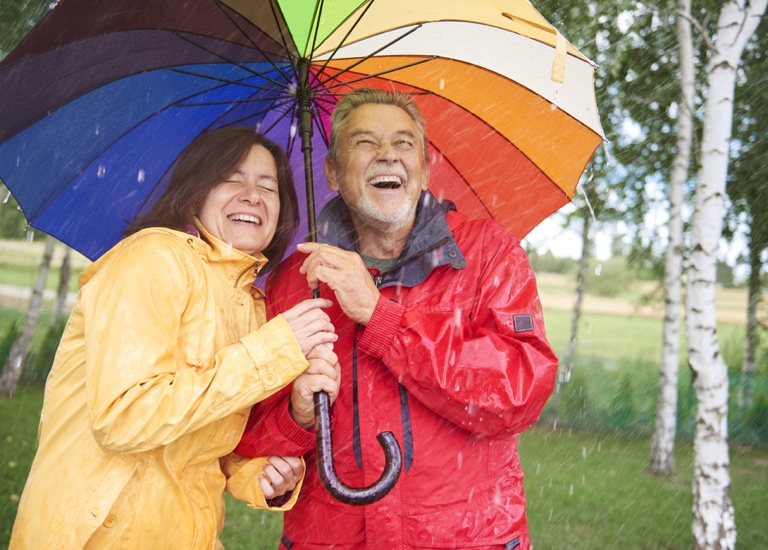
{"left": 3, "top": 386, "right": 767, "bottom": 549}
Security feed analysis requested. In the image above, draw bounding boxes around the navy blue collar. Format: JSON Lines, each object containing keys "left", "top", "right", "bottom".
{"left": 315, "top": 191, "right": 466, "bottom": 288}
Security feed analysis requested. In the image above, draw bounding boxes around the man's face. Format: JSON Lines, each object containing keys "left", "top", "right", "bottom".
{"left": 324, "top": 103, "right": 429, "bottom": 234}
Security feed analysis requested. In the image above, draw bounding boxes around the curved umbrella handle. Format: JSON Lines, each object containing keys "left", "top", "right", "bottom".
{"left": 314, "top": 390, "right": 402, "bottom": 506}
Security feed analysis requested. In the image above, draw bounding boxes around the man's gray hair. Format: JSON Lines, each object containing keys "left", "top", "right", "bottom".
{"left": 327, "top": 88, "right": 429, "bottom": 163}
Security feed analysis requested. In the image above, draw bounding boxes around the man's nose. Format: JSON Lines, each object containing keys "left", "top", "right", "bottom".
{"left": 375, "top": 141, "right": 399, "bottom": 161}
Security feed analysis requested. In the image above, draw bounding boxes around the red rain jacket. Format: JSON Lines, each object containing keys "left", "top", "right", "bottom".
{"left": 237, "top": 193, "right": 558, "bottom": 549}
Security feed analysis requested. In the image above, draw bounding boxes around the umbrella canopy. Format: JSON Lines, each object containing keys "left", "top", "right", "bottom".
{"left": 0, "top": 0, "right": 603, "bottom": 261}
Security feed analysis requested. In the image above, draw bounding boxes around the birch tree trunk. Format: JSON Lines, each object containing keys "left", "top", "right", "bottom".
{"left": 686, "top": 1, "right": 766, "bottom": 547}
{"left": 737, "top": 241, "right": 761, "bottom": 410}
{"left": 54, "top": 245, "right": 72, "bottom": 321}
{"left": 649, "top": 0, "right": 695, "bottom": 477}
{"left": 560, "top": 212, "right": 590, "bottom": 387}
{"left": 0, "top": 235, "right": 56, "bottom": 397}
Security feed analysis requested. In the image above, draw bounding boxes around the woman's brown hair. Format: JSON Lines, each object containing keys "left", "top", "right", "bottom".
{"left": 125, "top": 127, "right": 299, "bottom": 272}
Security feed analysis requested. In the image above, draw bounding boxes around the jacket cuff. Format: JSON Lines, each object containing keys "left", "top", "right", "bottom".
{"left": 240, "top": 314, "right": 308, "bottom": 391}
{"left": 276, "top": 395, "right": 316, "bottom": 448}
{"left": 357, "top": 297, "right": 405, "bottom": 359}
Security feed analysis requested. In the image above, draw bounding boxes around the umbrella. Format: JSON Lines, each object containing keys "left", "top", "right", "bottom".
{"left": 0, "top": 0, "right": 604, "bottom": 504}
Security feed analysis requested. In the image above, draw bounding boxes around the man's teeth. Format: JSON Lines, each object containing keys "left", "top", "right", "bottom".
{"left": 229, "top": 214, "right": 261, "bottom": 225}
{"left": 369, "top": 175, "right": 403, "bottom": 189}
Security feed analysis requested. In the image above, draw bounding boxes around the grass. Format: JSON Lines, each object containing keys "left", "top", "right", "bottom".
{"left": 521, "top": 425, "right": 768, "bottom": 549}
{"left": 3, "top": 387, "right": 767, "bottom": 549}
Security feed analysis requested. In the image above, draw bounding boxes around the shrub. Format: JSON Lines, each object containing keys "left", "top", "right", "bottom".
{"left": 558, "top": 371, "right": 593, "bottom": 426}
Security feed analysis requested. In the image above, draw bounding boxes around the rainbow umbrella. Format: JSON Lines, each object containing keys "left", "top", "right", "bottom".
{"left": 0, "top": 0, "right": 603, "bottom": 504}
{"left": 0, "top": 0, "right": 603, "bottom": 260}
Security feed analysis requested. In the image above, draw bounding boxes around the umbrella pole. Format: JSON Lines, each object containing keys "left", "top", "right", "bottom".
{"left": 297, "top": 59, "right": 317, "bottom": 245}
{"left": 296, "top": 60, "right": 402, "bottom": 505}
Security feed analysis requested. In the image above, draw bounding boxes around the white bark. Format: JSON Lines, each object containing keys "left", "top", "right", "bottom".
{"left": 0, "top": 235, "right": 56, "bottom": 397}
{"left": 560, "top": 212, "right": 590, "bottom": 387}
{"left": 686, "top": 1, "right": 766, "bottom": 548}
{"left": 54, "top": 245, "right": 72, "bottom": 321}
{"left": 650, "top": 0, "right": 695, "bottom": 477}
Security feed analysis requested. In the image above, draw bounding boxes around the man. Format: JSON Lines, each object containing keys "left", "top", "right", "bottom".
{"left": 237, "top": 88, "right": 558, "bottom": 549}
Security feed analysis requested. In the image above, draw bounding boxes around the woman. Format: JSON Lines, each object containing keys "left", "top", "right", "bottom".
{"left": 9, "top": 127, "right": 340, "bottom": 549}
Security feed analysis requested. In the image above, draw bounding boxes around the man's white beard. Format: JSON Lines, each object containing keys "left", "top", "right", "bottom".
{"left": 349, "top": 189, "right": 419, "bottom": 234}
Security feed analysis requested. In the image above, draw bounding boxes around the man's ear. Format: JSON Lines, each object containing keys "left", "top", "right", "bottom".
{"left": 324, "top": 158, "right": 340, "bottom": 192}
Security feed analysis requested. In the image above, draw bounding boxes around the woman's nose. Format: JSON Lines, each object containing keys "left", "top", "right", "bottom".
{"left": 238, "top": 182, "right": 263, "bottom": 204}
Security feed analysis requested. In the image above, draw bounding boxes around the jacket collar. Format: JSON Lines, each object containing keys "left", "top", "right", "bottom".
{"left": 192, "top": 218, "right": 268, "bottom": 291}
{"left": 315, "top": 191, "right": 466, "bottom": 288}
{"left": 80, "top": 223, "right": 267, "bottom": 294}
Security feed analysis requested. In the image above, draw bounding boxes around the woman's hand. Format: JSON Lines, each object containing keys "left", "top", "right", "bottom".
{"left": 290, "top": 344, "right": 341, "bottom": 429}
{"left": 258, "top": 455, "right": 305, "bottom": 500}
{"left": 281, "top": 298, "right": 337, "bottom": 356}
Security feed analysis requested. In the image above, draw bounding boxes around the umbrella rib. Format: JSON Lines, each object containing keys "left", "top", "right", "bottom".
{"left": 170, "top": 30, "right": 289, "bottom": 91}
{"left": 321, "top": 56, "right": 438, "bottom": 91}
{"left": 313, "top": 0, "right": 376, "bottom": 83}
{"left": 211, "top": 0, "right": 294, "bottom": 84}
{"left": 311, "top": 105, "right": 331, "bottom": 149}
{"left": 208, "top": 96, "right": 297, "bottom": 131}
{"left": 265, "top": 0, "right": 301, "bottom": 85}
{"left": 164, "top": 66, "right": 286, "bottom": 95}
{"left": 315, "top": 24, "right": 426, "bottom": 86}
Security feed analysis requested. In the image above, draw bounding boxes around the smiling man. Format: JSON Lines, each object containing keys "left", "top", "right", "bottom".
{"left": 236, "top": 88, "right": 559, "bottom": 550}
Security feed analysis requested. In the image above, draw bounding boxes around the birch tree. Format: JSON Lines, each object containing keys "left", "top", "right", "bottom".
{"left": 649, "top": 0, "right": 696, "bottom": 477}
{"left": 728, "top": 18, "right": 768, "bottom": 410}
{"left": 0, "top": 235, "right": 56, "bottom": 397}
{"left": 686, "top": 1, "right": 766, "bottom": 547}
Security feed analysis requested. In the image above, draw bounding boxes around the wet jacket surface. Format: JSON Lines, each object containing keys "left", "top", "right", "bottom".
{"left": 10, "top": 225, "right": 309, "bottom": 550}
{"left": 236, "top": 193, "right": 558, "bottom": 549}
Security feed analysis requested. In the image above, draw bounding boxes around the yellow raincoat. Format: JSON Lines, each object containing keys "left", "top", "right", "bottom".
{"left": 10, "top": 223, "right": 309, "bottom": 549}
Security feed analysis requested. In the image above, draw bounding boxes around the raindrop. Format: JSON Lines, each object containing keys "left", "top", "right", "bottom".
{"left": 456, "top": 451, "right": 463, "bottom": 470}
{"left": 597, "top": 441, "right": 602, "bottom": 452}
{"left": 569, "top": 484, "right": 574, "bottom": 496}
{"left": 439, "top": 78, "right": 445, "bottom": 90}
{"left": 97, "top": 165, "right": 106, "bottom": 178}
{"left": 582, "top": 474, "right": 586, "bottom": 485}
{"left": 3, "top": 191, "right": 10, "bottom": 204}
{"left": 290, "top": 124, "right": 298, "bottom": 138}
{"left": 16, "top": 156, "right": 20, "bottom": 167}
{"left": 582, "top": 446, "right": 587, "bottom": 458}
{"left": 550, "top": 103, "right": 558, "bottom": 111}
{"left": 95, "top": 125, "right": 100, "bottom": 135}
{"left": 536, "top": 463, "right": 540, "bottom": 475}
{"left": 548, "top": 508, "right": 553, "bottom": 521}
{"left": 26, "top": 230, "right": 33, "bottom": 243}
{"left": 594, "top": 263, "right": 602, "bottom": 276}
{"left": 137, "top": 169, "right": 146, "bottom": 183}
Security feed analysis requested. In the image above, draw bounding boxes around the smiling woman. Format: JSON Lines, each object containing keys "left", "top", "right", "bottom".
{"left": 8, "top": 126, "right": 342, "bottom": 550}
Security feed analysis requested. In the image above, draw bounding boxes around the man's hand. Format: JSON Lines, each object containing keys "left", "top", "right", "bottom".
{"left": 297, "top": 242, "right": 380, "bottom": 325}
{"left": 290, "top": 344, "right": 341, "bottom": 429}
{"left": 258, "top": 456, "right": 305, "bottom": 499}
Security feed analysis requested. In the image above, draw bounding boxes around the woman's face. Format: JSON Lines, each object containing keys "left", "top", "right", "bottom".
{"left": 196, "top": 144, "right": 281, "bottom": 257}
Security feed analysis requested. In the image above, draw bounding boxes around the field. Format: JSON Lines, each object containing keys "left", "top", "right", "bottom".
{"left": 1, "top": 239, "right": 765, "bottom": 549}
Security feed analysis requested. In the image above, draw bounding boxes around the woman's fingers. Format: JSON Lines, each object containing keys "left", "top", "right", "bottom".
{"left": 260, "top": 456, "right": 305, "bottom": 499}
{"left": 282, "top": 298, "right": 337, "bottom": 356}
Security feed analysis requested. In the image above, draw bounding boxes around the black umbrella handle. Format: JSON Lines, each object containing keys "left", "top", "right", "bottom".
{"left": 313, "top": 390, "right": 402, "bottom": 506}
